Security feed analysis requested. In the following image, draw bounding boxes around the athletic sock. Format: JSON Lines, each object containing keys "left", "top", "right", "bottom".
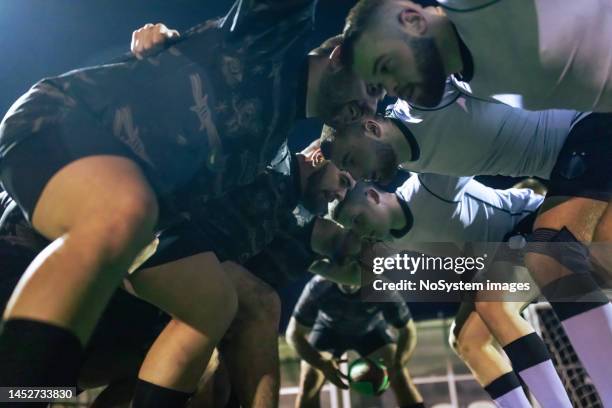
{"left": 541, "top": 274, "right": 612, "bottom": 406}
{"left": 483, "top": 372, "right": 531, "bottom": 408}
{"left": 0, "top": 319, "right": 83, "bottom": 386}
{"left": 132, "top": 379, "right": 192, "bottom": 408}
{"left": 503, "top": 332, "right": 571, "bottom": 407}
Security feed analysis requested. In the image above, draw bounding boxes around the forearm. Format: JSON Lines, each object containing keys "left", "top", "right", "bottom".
{"left": 395, "top": 322, "right": 417, "bottom": 363}
{"left": 286, "top": 332, "right": 326, "bottom": 369}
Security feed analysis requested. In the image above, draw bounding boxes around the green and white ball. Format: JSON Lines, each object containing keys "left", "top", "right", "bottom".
{"left": 348, "top": 358, "right": 390, "bottom": 396}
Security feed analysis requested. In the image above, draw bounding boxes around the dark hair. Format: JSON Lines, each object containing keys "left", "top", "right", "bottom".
{"left": 310, "top": 34, "right": 344, "bottom": 57}
{"left": 342, "top": 0, "right": 392, "bottom": 68}
{"left": 319, "top": 125, "right": 338, "bottom": 159}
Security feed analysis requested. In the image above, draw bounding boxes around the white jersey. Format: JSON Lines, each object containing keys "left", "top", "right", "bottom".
{"left": 388, "top": 82, "right": 583, "bottom": 179}
{"left": 438, "top": 0, "right": 612, "bottom": 112}
{"left": 391, "top": 173, "right": 543, "bottom": 249}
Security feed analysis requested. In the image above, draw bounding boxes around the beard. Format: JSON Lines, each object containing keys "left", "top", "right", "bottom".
{"left": 302, "top": 164, "right": 331, "bottom": 215}
{"left": 373, "top": 137, "right": 399, "bottom": 185}
{"left": 315, "top": 67, "right": 357, "bottom": 125}
{"left": 407, "top": 35, "right": 448, "bottom": 108}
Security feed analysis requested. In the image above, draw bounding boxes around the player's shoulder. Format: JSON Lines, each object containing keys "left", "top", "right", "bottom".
{"left": 306, "top": 275, "right": 334, "bottom": 293}
{"left": 437, "top": 0, "right": 502, "bottom": 12}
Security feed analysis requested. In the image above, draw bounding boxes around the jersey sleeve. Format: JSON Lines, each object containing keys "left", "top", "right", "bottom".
{"left": 417, "top": 173, "right": 473, "bottom": 203}
{"left": 224, "top": 0, "right": 317, "bottom": 34}
{"left": 380, "top": 292, "right": 412, "bottom": 329}
{"left": 292, "top": 276, "right": 327, "bottom": 327}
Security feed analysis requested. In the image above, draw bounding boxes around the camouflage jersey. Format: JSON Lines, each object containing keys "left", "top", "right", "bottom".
{"left": 157, "top": 153, "right": 315, "bottom": 268}
{"left": 0, "top": 0, "right": 316, "bottom": 225}
{"left": 0, "top": 157, "right": 316, "bottom": 288}
{"left": 0, "top": 191, "right": 47, "bottom": 253}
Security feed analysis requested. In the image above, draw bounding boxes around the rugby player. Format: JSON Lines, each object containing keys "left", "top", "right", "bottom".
{"left": 341, "top": 0, "right": 612, "bottom": 111}
{"left": 331, "top": 174, "right": 576, "bottom": 407}
{"left": 286, "top": 276, "right": 423, "bottom": 408}
{"left": 321, "top": 82, "right": 612, "bottom": 404}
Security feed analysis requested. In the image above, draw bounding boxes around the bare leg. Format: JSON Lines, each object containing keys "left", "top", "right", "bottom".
{"left": 506, "top": 197, "right": 609, "bottom": 407}
{"left": 128, "top": 253, "right": 238, "bottom": 392}
{"left": 4, "top": 156, "right": 158, "bottom": 342}
{"left": 219, "top": 262, "right": 281, "bottom": 408}
{"left": 474, "top": 302, "right": 532, "bottom": 348}
{"left": 452, "top": 310, "right": 514, "bottom": 386}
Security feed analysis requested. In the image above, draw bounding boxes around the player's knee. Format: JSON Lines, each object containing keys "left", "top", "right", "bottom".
{"left": 91, "top": 191, "right": 158, "bottom": 262}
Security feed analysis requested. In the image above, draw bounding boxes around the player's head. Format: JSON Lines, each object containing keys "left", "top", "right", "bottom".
{"left": 301, "top": 143, "right": 356, "bottom": 215}
{"left": 337, "top": 283, "right": 361, "bottom": 294}
{"left": 311, "top": 35, "right": 385, "bottom": 127}
{"left": 341, "top": 0, "right": 448, "bottom": 107}
{"left": 332, "top": 182, "right": 394, "bottom": 240}
{"left": 320, "top": 116, "right": 400, "bottom": 184}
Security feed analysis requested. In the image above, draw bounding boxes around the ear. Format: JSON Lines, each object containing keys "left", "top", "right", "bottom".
{"left": 311, "top": 147, "right": 325, "bottom": 166}
{"left": 329, "top": 45, "right": 344, "bottom": 71}
{"left": 399, "top": 7, "right": 428, "bottom": 36}
{"left": 364, "top": 119, "right": 382, "bottom": 138}
{"left": 365, "top": 188, "right": 381, "bottom": 204}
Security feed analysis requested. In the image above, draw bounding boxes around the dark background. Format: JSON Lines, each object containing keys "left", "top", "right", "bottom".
{"left": 0, "top": 0, "right": 503, "bottom": 327}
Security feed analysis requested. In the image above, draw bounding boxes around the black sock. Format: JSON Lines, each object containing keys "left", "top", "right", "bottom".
{"left": 0, "top": 319, "right": 83, "bottom": 387}
{"left": 132, "top": 379, "right": 192, "bottom": 408}
{"left": 400, "top": 403, "right": 426, "bottom": 408}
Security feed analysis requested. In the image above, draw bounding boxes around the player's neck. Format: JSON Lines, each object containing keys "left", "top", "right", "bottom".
{"left": 387, "top": 193, "right": 408, "bottom": 232}
{"left": 305, "top": 55, "right": 328, "bottom": 119}
{"left": 437, "top": 18, "right": 464, "bottom": 76}
{"left": 388, "top": 120, "right": 413, "bottom": 164}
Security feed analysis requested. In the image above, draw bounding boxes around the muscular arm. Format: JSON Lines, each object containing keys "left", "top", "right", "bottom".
{"left": 285, "top": 317, "right": 326, "bottom": 369}
{"left": 286, "top": 316, "right": 349, "bottom": 389}
{"left": 393, "top": 319, "right": 417, "bottom": 366}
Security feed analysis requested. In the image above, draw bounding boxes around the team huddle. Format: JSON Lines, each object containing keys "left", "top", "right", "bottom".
{"left": 0, "top": 0, "right": 611, "bottom": 407}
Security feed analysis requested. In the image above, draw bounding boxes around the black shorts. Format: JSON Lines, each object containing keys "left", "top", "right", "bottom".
{"left": 0, "top": 105, "right": 142, "bottom": 222}
{"left": 139, "top": 222, "right": 307, "bottom": 291}
{"left": 547, "top": 113, "right": 612, "bottom": 202}
{"left": 308, "top": 322, "right": 394, "bottom": 358}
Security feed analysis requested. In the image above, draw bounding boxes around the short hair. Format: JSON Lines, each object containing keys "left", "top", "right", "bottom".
{"left": 319, "top": 125, "right": 339, "bottom": 160}
{"left": 319, "top": 115, "right": 390, "bottom": 160}
{"left": 342, "top": 0, "right": 394, "bottom": 68}
{"left": 310, "top": 34, "right": 344, "bottom": 57}
{"left": 331, "top": 181, "right": 374, "bottom": 223}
